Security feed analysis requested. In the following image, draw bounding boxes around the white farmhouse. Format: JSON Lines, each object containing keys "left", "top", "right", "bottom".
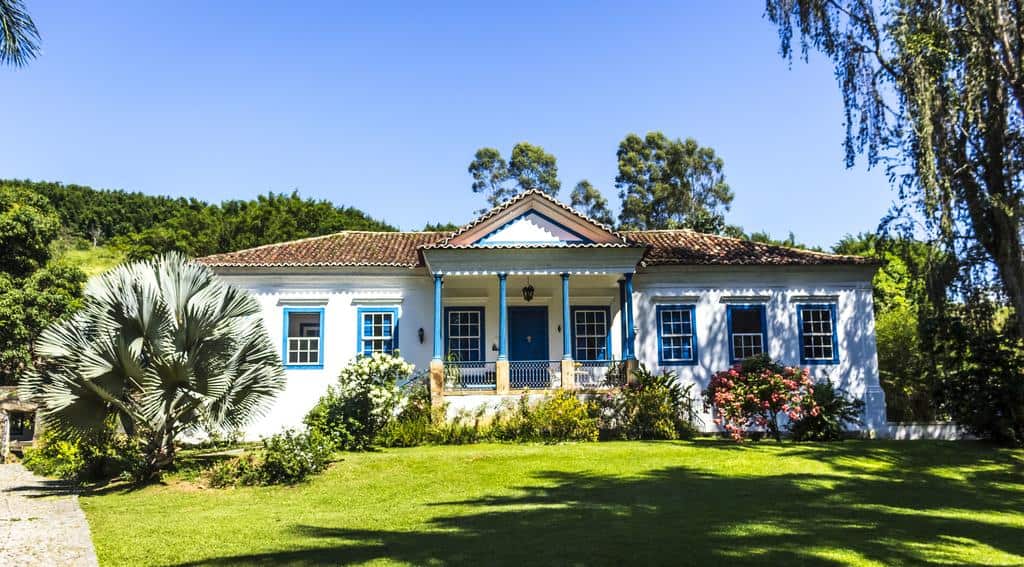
{"left": 198, "top": 190, "right": 887, "bottom": 438}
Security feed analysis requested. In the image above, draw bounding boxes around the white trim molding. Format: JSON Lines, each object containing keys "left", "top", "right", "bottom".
{"left": 276, "top": 297, "right": 329, "bottom": 306}
{"left": 351, "top": 296, "right": 405, "bottom": 306}
{"left": 720, "top": 295, "right": 771, "bottom": 304}
{"left": 651, "top": 294, "right": 702, "bottom": 304}
{"left": 788, "top": 294, "right": 840, "bottom": 303}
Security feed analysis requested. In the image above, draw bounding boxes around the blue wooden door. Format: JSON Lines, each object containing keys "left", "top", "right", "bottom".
{"left": 508, "top": 306, "right": 549, "bottom": 360}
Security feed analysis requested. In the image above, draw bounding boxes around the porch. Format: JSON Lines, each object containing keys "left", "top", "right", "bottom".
{"left": 416, "top": 190, "right": 650, "bottom": 404}
{"left": 426, "top": 272, "right": 639, "bottom": 403}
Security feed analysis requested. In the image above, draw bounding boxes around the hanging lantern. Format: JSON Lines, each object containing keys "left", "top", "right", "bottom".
{"left": 521, "top": 277, "right": 535, "bottom": 302}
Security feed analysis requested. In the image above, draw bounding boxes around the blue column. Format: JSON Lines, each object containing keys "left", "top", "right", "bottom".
{"left": 624, "top": 273, "right": 636, "bottom": 360}
{"left": 432, "top": 274, "right": 443, "bottom": 361}
{"left": 618, "top": 279, "right": 627, "bottom": 360}
{"left": 561, "top": 273, "right": 571, "bottom": 359}
{"left": 497, "top": 273, "right": 508, "bottom": 360}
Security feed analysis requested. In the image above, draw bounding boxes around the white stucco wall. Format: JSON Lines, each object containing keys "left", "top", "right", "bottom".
{"left": 632, "top": 265, "right": 886, "bottom": 432}
{"left": 215, "top": 263, "right": 885, "bottom": 439}
{"left": 217, "top": 269, "right": 435, "bottom": 439}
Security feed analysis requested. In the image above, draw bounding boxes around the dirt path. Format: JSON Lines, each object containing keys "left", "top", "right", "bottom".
{"left": 0, "top": 463, "right": 99, "bottom": 566}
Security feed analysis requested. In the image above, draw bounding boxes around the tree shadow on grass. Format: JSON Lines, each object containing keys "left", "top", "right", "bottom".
{"left": 172, "top": 444, "right": 1024, "bottom": 566}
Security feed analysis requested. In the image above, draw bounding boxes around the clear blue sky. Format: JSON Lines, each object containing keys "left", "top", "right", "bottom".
{"left": 0, "top": 0, "right": 893, "bottom": 248}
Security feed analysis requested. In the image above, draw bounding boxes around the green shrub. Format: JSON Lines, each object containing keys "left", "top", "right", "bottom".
{"left": 258, "top": 429, "right": 332, "bottom": 484}
{"left": 599, "top": 366, "right": 699, "bottom": 440}
{"left": 431, "top": 411, "right": 490, "bottom": 444}
{"left": 206, "top": 453, "right": 262, "bottom": 488}
{"left": 789, "top": 381, "right": 865, "bottom": 441}
{"left": 533, "top": 390, "right": 600, "bottom": 442}
{"left": 491, "top": 391, "right": 599, "bottom": 443}
{"left": 377, "top": 378, "right": 434, "bottom": 447}
{"left": 205, "top": 429, "right": 332, "bottom": 487}
{"left": 378, "top": 381, "right": 490, "bottom": 447}
{"left": 21, "top": 427, "right": 147, "bottom": 483}
{"left": 22, "top": 431, "right": 85, "bottom": 480}
{"left": 305, "top": 353, "right": 414, "bottom": 451}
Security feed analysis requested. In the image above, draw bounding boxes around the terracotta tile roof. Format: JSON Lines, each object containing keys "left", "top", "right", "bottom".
{"left": 624, "top": 230, "right": 876, "bottom": 267}
{"left": 198, "top": 228, "right": 873, "bottom": 269}
{"left": 197, "top": 231, "right": 448, "bottom": 268}
{"left": 427, "top": 189, "right": 637, "bottom": 249}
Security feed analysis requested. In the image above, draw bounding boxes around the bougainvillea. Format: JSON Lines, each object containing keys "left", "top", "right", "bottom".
{"left": 704, "top": 355, "right": 820, "bottom": 442}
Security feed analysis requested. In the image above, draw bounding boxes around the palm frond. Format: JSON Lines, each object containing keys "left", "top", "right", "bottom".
{"left": 0, "top": 0, "right": 39, "bottom": 67}
{"left": 28, "top": 253, "right": 286, "bottom": 462}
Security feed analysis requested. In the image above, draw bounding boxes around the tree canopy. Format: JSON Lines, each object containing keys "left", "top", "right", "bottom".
{"left": 616, "top": 132, "right": 735, "bottom": 233}
{"left": 469, "top": 142, "right": 560, "bottom": 211}
{"left": 0, "top": 184, "right": 59, "bottom": 278}
{"left": 569, "top": 180, "right": 614, "bottom": 226}
{"left": 6, "top": 180, "right": 396, "bottom": 259}
{"left": 0, "top": 185, "right": 86, "bottom": 385}
{"left": 767, "top": 0, "right": 1024, "bottom": 336}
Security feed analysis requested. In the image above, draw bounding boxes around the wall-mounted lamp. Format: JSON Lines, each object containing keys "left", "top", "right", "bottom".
{"left": 418, "top": 328, "right": 425, "bottom": 344}
{"left": 557, "top": 324, "right": 561, "bottom": 333}
{"left": 491, "top": 343, "right": 498, "bottom": 351}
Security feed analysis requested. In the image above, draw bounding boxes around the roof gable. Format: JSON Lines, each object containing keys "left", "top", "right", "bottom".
{"left": 475, "top": 210, "right": 591, "bottom": 246}
{"left": 436, "top": 190, "right": 630, "bottom": 249}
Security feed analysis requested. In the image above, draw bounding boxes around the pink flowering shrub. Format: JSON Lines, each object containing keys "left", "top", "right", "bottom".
{"left": 703, "top": 355, "right": 821, "bottom": 442}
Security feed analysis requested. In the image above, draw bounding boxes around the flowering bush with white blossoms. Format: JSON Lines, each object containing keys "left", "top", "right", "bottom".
{"left": 304, "top": 352, "right": 416, "bottom": 450}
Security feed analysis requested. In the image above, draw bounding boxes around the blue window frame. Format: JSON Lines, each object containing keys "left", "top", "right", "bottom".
{"left": 656, "top": 304, "right": 698, "bottom": 365}
{"left": 571, "top": 306, "right": 611, "bottom": 361}
{"left": 727, "top": 304, "right": 768, "bottom": 363}
{"left": 444, "top": 307, "right": 484, "bottom": 361}
{"left": 797, "top": 304, "right": 839, "bottom": 364}
{"left": 357, "top": 307, "right": 398, "bottom": 356}
{"left": 282, "top": 307, "right": 324, "bottom": 369}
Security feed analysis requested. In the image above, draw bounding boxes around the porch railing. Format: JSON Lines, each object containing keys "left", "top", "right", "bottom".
{"left": 574, "top": 360, "right": 628, "bottom": 389}
{"left": 444, "top": 361, "right": 497, "bottom": 390}
{"left": 509, "top": 360, "right": 561, "bottom": 389}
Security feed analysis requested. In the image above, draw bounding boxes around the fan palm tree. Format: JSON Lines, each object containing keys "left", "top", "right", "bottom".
{"left": 20, "top": 253, "right": 286, "bottom": 473}
{"left": 1, "top": 0, "right": 40, "bottom": 67}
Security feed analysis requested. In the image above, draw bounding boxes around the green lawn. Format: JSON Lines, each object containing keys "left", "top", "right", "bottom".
{"left": 81, "top": 441, "right": 1024, "bottom": 566}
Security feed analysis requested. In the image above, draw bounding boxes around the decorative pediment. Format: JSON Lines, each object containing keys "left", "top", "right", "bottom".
{"left": 476, "top": 211, "right": 590, "bottom": 246}
{"left": 439, "top": 190, "right": 629, "bottom": 248}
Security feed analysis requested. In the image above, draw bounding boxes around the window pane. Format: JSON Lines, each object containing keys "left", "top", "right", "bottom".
{"left": 287, "top": 312, "right": 321, "bottom": 338}
{"left": 731, "top": 307, "right": 763, "bottom": 334}
{"left": 447, "top": 309, "right": 482, "bottom": 361}
{"left": 361, "top": 310, "right": 396, "bottom": 355}
{"left": 800, "top": 307, "right": 835, "bottom": 361}
{"left": 285, "top": 311, "right": 322, "bottom": 366}
{"left": 659, "top": 307, "right": 694, "bottom": 362}
{"left": 573, "top": 309, "right": 609, "bottom": 360}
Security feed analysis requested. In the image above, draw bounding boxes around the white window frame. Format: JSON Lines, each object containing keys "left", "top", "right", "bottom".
{"left": 358, "top": 307, "right": 398, "bottom": 356}
{"left": 572, "top": 306, "right": 610, "bottom": 361}
{"left": 445, "top": 307, "right": 484, "bottom": 362}
{"left": 798, "top": 304, "right": 838, "bottom": 364}
{"left": 657, "top": 304, "right": 698, "bottom": 365}
{"left": 283, "top": 307, "right": 324, "bottom": 369}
